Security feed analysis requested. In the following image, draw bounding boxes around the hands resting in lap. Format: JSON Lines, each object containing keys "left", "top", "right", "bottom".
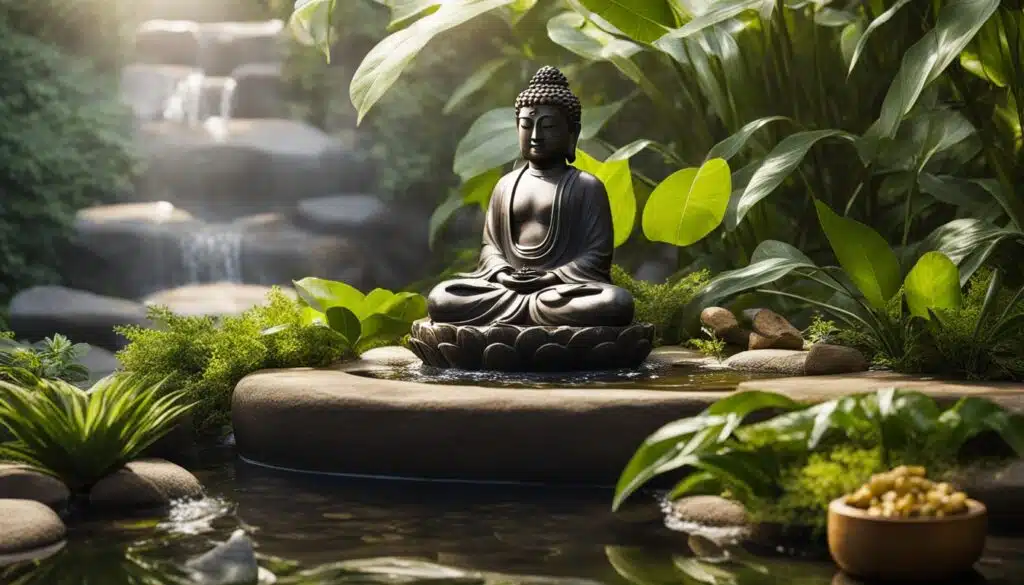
{"left": 495, "top": 268, "right": 561, "bottom": 293}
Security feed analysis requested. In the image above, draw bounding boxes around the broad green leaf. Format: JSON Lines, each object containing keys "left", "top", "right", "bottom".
{"left": 607, "top": 139, "right": 654, "bottom": 162}
{"left": 959, "top": 15, "right": 1012, "bottom": 87}
{"left": 642, "top": 158, "right": 731, "bottom": 247}
{"left": 382, "top": 294, "right": 428, "bottom": 322}
{"left": 577, "top": 0, "right": 676, "bottom": 43}
{"left": 917, "top": 218, "right": 1022, "bottom": 273}
{"left": 846, "top": 0, "right": 914, "bottom": 76}
{"left": 289, "top": 0, "right": 336, "bottom": 60}
{"left": 814, "top": 200, "right": 901, "bottom": 309}
{"left": 293, "top": 277, "right": 365, "bottom": 313}
{"left": 862, "top": 0, "right": 1000, "bottom": 145}
{"left": 371, "top": 0, "right": 442, "bottom": 29}
{"left": 904, "top": 252, "right": 962, "bottom": 318}
{"left": 443, "top": 58, "right": 509, "bottom": 115}
{"left": 325, "top": 307, "right": 362, "bottom": 345}
{"left": 653, "top": 0, "right": 759, "bottom": 47}
{"left": 364, "top": 289, "right": 398, "bottom": 315}
{"left": 917, "top": 174, "right": 1001, "bottom": 217}
{"left": 688, "top": 256, "right": 816, "bottom": 314}
{"left": 462, "top": 167, "right": 503, "bottom": 210}
{"left": 735, "top": 130, "right": 855, "bottom": 224}
{"left": 705, "top": 116, "right": 788, "bottom": 162}
{"left": 580, "top": 96, "right": 633, "bottom": 141}
{"left": 453, "top": 108, "right": 518, "bottom": 181}
{"left": 547, "top": 11, "right": 643, "bottom": 61}
{"left": 350, "top": 0, "right": 516, "bottom": 124}
{"left": 356, "top": 314, "right": 415, "bottom": 353}
{"left": 574, "top": 150, "right": 636, "bottom": 247}
{"left": 749, "top": 240, "right": 814, "bottom": 265}
{"left": 840, "top": 21, "right": 865, "bottom": 70}
{"left": 428, "top": 195, "right": 467, "bottom": 249}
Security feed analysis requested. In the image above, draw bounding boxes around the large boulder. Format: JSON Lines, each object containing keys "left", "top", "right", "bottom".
{"left": 724, "top": 349, "right": 807, "bottom": 376}
{"left": 8, "top": 286, "right": 150, "bottom": 350}
{"left": 134, "top": 20, "right": 202, "bottom": 69}
{"left": 81, "top": 346, "right": 122, "bottom": 384}
{"left": 804, "top": 344, "right": 868, "bottom": 375}
{"left": 120, "top": 64, "right": 202, "bottom": 122}
{"left": 0, "top": 465, "right": 70, "bottom": 510}
{"left": 89, "top": 458, "right": 203, "bottom": 510}
{"left": 238, "top": 223, "right": 373, "bottom": 291}
{"left": 0, "top": 499, "right": 66, "bottom": 555}
{"left": 197, "top": 21, "right": 286, "bottom": 77}
{"left": 61, "top": 202, "right": 201, "bottom": 299}
{"left": 228, "top": 63, "right": 287, "bottom": 119}
{"left": 136, "top": 119, "right": 364, "bottom": 221}
{"left": 132, "top": 0, "right": 264, "bottom": 22}
{"left": 143, "top": 283, "right": 292, "bottom": 317}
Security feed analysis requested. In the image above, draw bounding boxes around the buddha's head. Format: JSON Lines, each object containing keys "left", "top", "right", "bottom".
{"left": 514, "top": 66, "right": 582, "bottom": 165}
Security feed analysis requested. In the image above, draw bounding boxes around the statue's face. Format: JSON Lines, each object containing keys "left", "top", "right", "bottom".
{"left": 517, "top": 104, "right": 574, "bottom": 164}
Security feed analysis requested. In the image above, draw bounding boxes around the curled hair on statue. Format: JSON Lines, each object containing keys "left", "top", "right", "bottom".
{"left": 514, "top": 65, "right": 582, "bottom": 135}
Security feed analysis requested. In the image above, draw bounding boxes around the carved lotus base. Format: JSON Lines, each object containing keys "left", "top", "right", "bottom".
{"left": 407, "top": 319, "right": 655, "bottom": 372}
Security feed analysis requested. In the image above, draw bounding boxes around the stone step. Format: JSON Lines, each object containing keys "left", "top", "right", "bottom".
{"left": 134, "top": 20, "right": 285, "bottom": 77}
{"left": 135, "top": 119, "right": 369, "bottom": 222}
{"left": 7, "top": 287, "right": 151, "bottom": 351}
{"left": 142, "top": 283, "right": 295, "bottom": 317}
{"left": 132, "top": 0, "right": 268, "bottom": 23}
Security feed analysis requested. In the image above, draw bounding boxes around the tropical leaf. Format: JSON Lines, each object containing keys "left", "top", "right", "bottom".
{"left": 814, "top": 200, "right": 902, "bottom": 309}
{"left": 443, "top": 58, "right": 509, "bottom": 114}
{"left": 861, "top": 0, "right": 1000, "bottom": 146}
{"left": 429, "top": 195, "right": 469, "bottom": 250}
{"left": 289, "top": 0, "right": 336, "bottom": 59}
{"left": 325, "top": 308, "right": 361, "bottom": 347}
{"left": 453, "top": 108, "right": 518, "bottom": 181}
{"left": 356, "top": 314, "right": 414, "bottom": 353}
{"left": 904, "top": 252, "right": 962, "bottom": 319}
{"left": 350, "top": 0, "right": 516, "bottom": 124}
{"left": 704, "top": 116, "right": 788, "bottom": 162}
{"left": 749, "top": 240, "right": 814, "bottom": 265}
{"left": 574, "top": 149, "right": 637, "bottom": 247}
{"left": 580, "top": 96, "right": 634, "bottom": 141}
{"left": 653, "top": 0, "right": 760, "bottom": 47}
{"left": 547, "top": 11, "right": 643, "bottom": 61}
{"left": 576, "top": 0, "right": 676, "bottom": 43}
{"left": 735, "top": 130, "right": 855, "bottom": 224}
{"left": 292, "top": 277, "right": 365, "bottom": 314}
{"left": 641, "top": 158, "right": 731, "bottom": 247}
{"left": 846, "top": 0, "right": 915, "bottom": 76}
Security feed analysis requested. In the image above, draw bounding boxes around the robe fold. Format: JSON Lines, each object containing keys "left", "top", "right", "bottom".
{"left": 427, "top": 165, "right": 634, "bottom": 327}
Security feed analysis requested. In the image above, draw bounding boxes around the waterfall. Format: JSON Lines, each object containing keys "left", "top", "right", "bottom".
{"left": 219, "top": 78, "right": 237, "bottom": 121}
{"left": 163, "top": 71, "right": 206, "bottom": 126}
{"left": 180, "top": 224, "right": 243, "bottom": 284}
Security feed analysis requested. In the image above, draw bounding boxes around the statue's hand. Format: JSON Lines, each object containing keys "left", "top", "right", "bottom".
{"left": 497, "top": 270, "right": 559, "bottom": 293}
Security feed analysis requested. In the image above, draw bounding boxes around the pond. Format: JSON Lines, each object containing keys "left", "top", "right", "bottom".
{"left": 4, "top": 446, "right": 1024, "bottom": 585}
{"left": 347, "top": 361, "right": 772, "bottom": 392}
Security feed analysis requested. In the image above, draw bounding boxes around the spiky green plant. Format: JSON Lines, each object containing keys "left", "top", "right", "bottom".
{"left": 0, "top": 373, "right": 195, "bottom": 492}
{"left": 0, "top": 333, "right": 91, "bottom": 385}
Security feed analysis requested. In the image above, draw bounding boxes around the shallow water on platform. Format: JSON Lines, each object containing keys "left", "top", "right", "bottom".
{"left": 4, "top": 448, "right": 1024, "bottom": 584}
{"left": 348, "top": 361, "right": 772, "bottom": 392}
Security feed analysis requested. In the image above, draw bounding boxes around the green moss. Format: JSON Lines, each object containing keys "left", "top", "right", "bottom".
{"left": 115, "top": 289, "right": 351, "bottom": 437}
{"left": 748, "top": 445, "right": 885, "bottom": 535}
{"left": 612, "top": 265, "right": 710, "bottom": 345}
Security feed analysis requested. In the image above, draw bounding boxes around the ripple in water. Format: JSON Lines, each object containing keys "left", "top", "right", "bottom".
{"left": 159, "top": 497, "right": 235, "bottom": 536}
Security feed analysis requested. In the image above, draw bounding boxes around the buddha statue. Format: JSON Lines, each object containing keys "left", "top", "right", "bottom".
{"left": 426, "top": 66, "right": 635, "bottom": 328}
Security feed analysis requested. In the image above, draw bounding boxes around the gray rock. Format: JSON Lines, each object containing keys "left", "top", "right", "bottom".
{"left": 699, "top": 307, "right": 750, "bottom": 347}
{"left": 745, "top": 308, "right": 804, "bottom": 351}
{"left": 723, "top": 349, "right": 807, "bottom": 375}
{"left": 294, "top": 194, "right": 390, "bottom": 234}
{"left": 648, "top": 346, "right": 717, "bottom": 367}
{"left": 136, "top": 119, "right": 363, "bottom": 221}
{"left": 143, "top": 283, "right": 291, "bottom": 317}
{"left": 671, "top": 495, "right": 750, "bottom": 528}
{"left": 134, "top": 20, "right": 202, "bottom": 69}
{"left": 119, "top": 64, "right": 202, "bottom": 122}
{"left": 804, "top": 343, "right": 868, "bottom": 375}
{"left": 186, "top": 529, "right": 259, "bottom": 585}
{"left": 62, "top": 202, "right": 201, "bottom": 299}
{"left": 197, "top": 21, "right": 286, "bottom": 77}
{"left": 229, "top": 63, "right": 287, "bottom": 119}
{"left": 8, "top": 286, "right": 150, "bottom": 351}
{"left": 0, "top": 499, "right": 66, "bottom": 555}
{"left": 90, "top": 458, "right": 203, "bottom": 510}
{"left": 81, "top": 346, "right": 122, "bottom": 384}
{"left": 238, "top": 224, "right": 372, "bottom": 291}
{"left": 960, "top": 460, "right": 1024, "bottom": 529}
{"left": 358, "top": 346, "right": 421, "bottom": 367}
{"left": 0, "top": 465, "right": 70, "bottom": 510}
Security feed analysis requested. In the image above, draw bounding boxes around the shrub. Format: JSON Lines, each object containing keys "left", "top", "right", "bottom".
{"left": 0, "top": 373, "right": 194, "bottom": 493}
{"left": 0, "top": 22, "right": 138, "bottom": 307}
{"left": 116, "top": 289, "right": 351, "bottom": 437}
{"left": 612, "top": 266, "right": 710, "bottom": 345}
{"left": 0, "top": 334, "right": 91, "bottom": 385}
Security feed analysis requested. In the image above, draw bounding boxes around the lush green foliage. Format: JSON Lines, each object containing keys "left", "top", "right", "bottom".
{"left": 0, "top": 22, "right": 138, "bottom": 307}
{"left": 613, "top": 388, "right": 1024, "bottom": 531}
{"left": 834, "top": 268, "right": 1024, "bottom": 380}
{"left": 0, "top": 334, "right": 91, "bottom": 385}
{"left": 116, "top": 289, "right": 351, "bottom": 436}
{"left": 0, "top": 0, "right": 135, "bottom": 71}
{"left": 291, "top": 278, "right": 427, "bottom": 353}
{"left": 0, "top": 373, "right": 194, "bottom": 492}
{"left": 611, "top": 265, "right": 709, "bottom": 345}
{"left": 687, "top": 327, "right": 726, "bottom": 362}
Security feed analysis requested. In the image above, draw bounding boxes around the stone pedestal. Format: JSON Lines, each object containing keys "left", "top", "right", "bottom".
{"left": 408, "top": 319, "right": 655, "bottom": 372}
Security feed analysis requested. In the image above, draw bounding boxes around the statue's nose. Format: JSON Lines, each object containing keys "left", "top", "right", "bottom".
{"left": 530, "top": 125, "right": 543, "bottom": 142}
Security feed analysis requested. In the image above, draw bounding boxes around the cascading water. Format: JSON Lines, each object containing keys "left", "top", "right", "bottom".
{"left": 180, "top": 224, "right": 243, "bottom": 284}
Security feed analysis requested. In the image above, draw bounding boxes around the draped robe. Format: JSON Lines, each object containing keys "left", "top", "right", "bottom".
{"left": 427, "top": 165, "right": 634, "bottom": 327}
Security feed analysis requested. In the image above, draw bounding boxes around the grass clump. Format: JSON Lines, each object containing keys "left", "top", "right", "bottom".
{"left": 612, "top": 266, "right": 710, "bottom": 345}
{"left": 116, "top": 289, "right": 351, "bottom": 437}
{"left": 0, "top": 333, "right": 91, "bottom": 385}
{"left": 0, "top": 373, "right": 194, "bottom": 493}
{"left": 688, "top": 326, "right": 726, "bottom": 362}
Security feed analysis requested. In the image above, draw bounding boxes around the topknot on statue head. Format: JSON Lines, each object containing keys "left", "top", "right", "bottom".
{"left": 514, "top": 65, "right": 582, "bottom": 134}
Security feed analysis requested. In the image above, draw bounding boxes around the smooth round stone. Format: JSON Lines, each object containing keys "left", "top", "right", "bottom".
{"left": 0, "top": 465, "right": 70, "bottom": 509}
{"left": 294, "top": 195, "right": 388, "bottom": 234}
{"left": 359, "top": 346, "right": 420, "bottom": 367}
{"left": 8, "top": 286, "right": 150, "bottom": 350}
{"left": 143, "top": 283, "right": 291, "bottom": 317}
{"left": 0, "top": 499, "right": 66, "bottom": 555}
{"left": 90, "top": 458, "right": 203, "bottom": 510}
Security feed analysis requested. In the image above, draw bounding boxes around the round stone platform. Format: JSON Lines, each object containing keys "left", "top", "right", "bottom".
{"left": 408, "top": 320, "right": 655, "bottom": 372}
{"left": 231, "top": 368, "right": 717, "bottom": 485}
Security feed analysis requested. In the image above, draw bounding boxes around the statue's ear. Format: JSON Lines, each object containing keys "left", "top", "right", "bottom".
{"left": 566, "top": 133, "right": 579, "bottom": 163}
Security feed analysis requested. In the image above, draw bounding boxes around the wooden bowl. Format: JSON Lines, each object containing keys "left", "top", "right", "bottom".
{"left": 827, "top": 498, "right": 988, "bottom": 582}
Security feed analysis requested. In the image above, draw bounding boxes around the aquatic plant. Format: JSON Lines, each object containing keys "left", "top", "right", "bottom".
{"left": 0, "top": 333, "right": 91, "bottom": 385}
{"left": 613, "top": 388, "right": 1024, "bottom": 533}
{"left": 116, "top": 288, "right": 350, "bottom": 437}
{"left": 0, "top": 373, "right": 194, "bottom": 492}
